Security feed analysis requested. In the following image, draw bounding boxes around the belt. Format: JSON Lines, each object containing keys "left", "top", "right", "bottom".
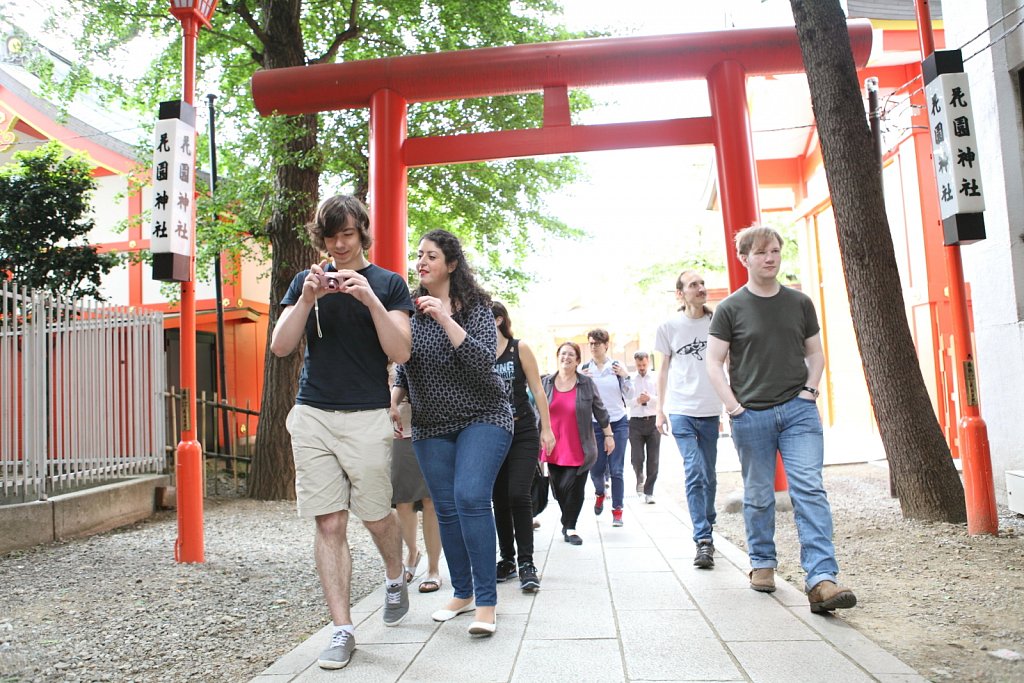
{"left": 631, "top": 415, "right": 657, "bottom": 420}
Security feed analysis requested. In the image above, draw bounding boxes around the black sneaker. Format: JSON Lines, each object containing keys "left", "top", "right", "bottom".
{"left": 518, "top": 562, "right": 540, "bottom": 593}
{"left": 496, "top": 558, "right": 517, "bottom": 583}
{"left": 694, "top": 539, "right": 715, "bottom": 569}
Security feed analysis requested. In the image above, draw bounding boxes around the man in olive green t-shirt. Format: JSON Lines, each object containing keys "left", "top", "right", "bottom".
{"left": 707, "top": 225, "right": 856, "bottom": 615}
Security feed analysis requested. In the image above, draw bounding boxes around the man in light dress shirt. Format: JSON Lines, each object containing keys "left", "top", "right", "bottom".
{"left": 628, "top": 351, "right": 661, "bottom": 504}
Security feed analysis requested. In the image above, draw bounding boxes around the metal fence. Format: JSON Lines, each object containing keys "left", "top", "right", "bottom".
{"left": 0, "top": 281, "right": 166, "bottom": 504}
{"left": 163, "top": 388, "right": 258, "bottom": 495}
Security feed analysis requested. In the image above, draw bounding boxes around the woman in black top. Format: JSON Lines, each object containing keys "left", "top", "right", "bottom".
{"left": 491, "top": 302, "right": 555, "bottom": 593}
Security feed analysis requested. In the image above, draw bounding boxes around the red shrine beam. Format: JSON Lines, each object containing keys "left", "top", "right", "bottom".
{"left": 252, "top": 22, "right": 874, "bottom": 115}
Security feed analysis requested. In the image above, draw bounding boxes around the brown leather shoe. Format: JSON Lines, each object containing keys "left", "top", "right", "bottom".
{"left": 807, "top": 580, "right": 857, "bottom": 613}
{"left": 749, "top": 568, "right": 776, "bottom": 593}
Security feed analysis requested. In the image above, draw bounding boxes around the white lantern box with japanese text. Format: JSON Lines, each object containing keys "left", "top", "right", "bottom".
{"left": 151, "top": 100, "right": 196, "bottom": 282}
{"left": 922, "top": 49, "right": 986, "bottom": 245}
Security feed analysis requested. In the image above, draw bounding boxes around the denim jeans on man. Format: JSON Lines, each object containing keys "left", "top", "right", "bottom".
{"left": 414, "top": 423, "right": 512, "bottom": 607}
{"left": 728, "top": 395, "right": 839, "bottom": 590}
{"left": 669, "top": 414, "right": 720, "bottom": 543}
{"left": 589, "top": 416, "right": 629, "bottom": 509}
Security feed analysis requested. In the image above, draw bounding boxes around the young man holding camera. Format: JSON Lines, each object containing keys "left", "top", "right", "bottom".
{"left": 270, "top": 194, "right": 416, "bottom": 669}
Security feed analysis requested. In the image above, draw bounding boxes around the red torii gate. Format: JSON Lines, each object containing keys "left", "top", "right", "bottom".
{"left": 252, "top": 21, "right": 873, "bottom": 291}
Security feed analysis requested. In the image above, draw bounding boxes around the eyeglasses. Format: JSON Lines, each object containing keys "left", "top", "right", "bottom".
{"left": 588, "top": 341, "right": 606, "bottom": 346}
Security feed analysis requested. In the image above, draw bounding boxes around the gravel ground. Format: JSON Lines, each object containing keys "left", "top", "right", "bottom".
{"left": 2, "top": 460, "right": 1023, "bottom": 682}
{"left": 0, "top": 497, "right": 383, "bottom": 682}
{"left": 693, "top": 462, "right": 1024, "bottom": 683}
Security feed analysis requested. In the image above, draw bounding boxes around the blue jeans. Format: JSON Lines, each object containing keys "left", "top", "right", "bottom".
{"left": 669, "top": 414, "right": 720, "bottom": 543}
{"left": 729, "top": 396, "right": 839, "bottom": 590}
{"left": 590, "top": 416, "right": 629, "bottom": 509}
{"left": 414, "top": 423, "right": 512, "bottom": 606}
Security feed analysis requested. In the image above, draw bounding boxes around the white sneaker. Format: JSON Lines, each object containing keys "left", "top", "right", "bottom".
{"left": 645, "top": 494, "right": 655, "bottom": 504}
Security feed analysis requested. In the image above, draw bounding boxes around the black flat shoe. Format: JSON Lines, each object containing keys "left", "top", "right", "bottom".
{"left": 563, "top": 530, "right": 583, "bottom": 545}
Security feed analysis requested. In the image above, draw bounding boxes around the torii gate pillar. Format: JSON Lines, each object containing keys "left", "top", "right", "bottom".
{"left": 369, "top": 89, "right": 408, "bottom": 274}
{"left": 707, "top": 59, "right": 789, "bottom": 490}
{"left": 708, "top": 60, "right": 761, "bottom": 292}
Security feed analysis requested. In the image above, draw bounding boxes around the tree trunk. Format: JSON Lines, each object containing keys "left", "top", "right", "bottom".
{"left": 248, "top": 195, "right": 319, "bottom": 500}
{"left": 248, "top": 0, "right": 323, "bottom": 500}
{"left": 789, "top": 0, "right": 966, "bottom": 522}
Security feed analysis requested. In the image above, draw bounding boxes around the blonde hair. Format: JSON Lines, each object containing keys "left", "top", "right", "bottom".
{"left": 735, "top": 225, "right": 783, "bottom": 256}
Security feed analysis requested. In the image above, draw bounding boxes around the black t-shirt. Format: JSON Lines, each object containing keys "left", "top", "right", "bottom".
{"left": 281, "top": 263, "right": 414, "bottom": 410}
{"left": 495, "top": 338, "right": 534, "bottom": 421}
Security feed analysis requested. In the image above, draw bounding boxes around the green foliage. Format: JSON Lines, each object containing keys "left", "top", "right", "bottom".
{"left": 632, "top": 214, "right": 804, "bottom": 294}
{"left": 49, "top": 0, "right": 595, "bottom": 298}
{"left": 765, "top": 214, "right": 802, "bottom": 283}
{"left": 0, "top": 142, "right": 117, "bottom": 300}
{"left": 634, "top": 253, "right": 726, "bottom": 294}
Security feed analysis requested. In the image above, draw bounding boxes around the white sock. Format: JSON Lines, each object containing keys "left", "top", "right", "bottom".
{"left": 333, "top": 624, "right": 354, "bottom": 635}
{"left": 386, "top": 575, "right": 403, "bottom": 588}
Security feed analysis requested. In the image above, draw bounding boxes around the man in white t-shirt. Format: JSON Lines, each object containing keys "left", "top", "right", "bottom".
{"left": 655, "top": 270, "right": 722, "bottom": 569}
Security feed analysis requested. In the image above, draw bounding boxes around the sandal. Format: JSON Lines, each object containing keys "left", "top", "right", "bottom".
{"left": 403, "top": 551, "right": 422, "bottom": 584}
{"left": 418, "top": 576, "right": 442, "bottom": 593}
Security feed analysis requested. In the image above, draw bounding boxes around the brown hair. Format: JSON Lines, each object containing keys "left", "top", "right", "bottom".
{"left": 306, "top": 194, "right": 372, "bottom": 252}
{"left": 557, "top": 341, "right": 582, "bottom": 363}
{"left": 586, "top": 328, "right": 610, "bottom": 344}
{"left": 675, "top": 269, "right": 713, "bottom": 317}
{"left": 492, "top": 301, "right": 513, "bottom": 338}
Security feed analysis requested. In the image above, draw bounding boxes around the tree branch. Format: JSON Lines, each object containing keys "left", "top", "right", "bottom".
{"left": 220, "top": 0, "right": 269, "bottom": 64}
{"left": 310, "top": 0, "right": 361, "bottom": 65}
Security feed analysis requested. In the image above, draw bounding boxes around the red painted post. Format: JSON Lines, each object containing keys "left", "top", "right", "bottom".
{"left": 708, "top": 59, "right": 761, "bottom": 293}
{"left": 708, "top": 60, "right": 788, "bottom": 491}
{"left": 174, "top": 12, "right": 204, "bottom": 563}
{"left": 914, "top": 0, "right": 998, "bottom": 534}
{"left": 368, "top": 89, "right": 409, "bottom": 280}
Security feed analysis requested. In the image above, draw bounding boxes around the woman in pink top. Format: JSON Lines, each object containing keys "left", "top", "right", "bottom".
{"left": 540, "top": 342, "right": 613, "bottom": 545}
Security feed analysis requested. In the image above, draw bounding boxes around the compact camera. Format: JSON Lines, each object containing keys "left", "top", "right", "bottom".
{"left": 322, "top": 272, "right": 347, "bottom": 291}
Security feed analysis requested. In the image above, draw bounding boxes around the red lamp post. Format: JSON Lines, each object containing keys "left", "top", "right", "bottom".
{"left": 168, "top": 0, "right": 218, "bottom": 563}
{"left": 914, "top": 0, "right": 997, "bottom": 535}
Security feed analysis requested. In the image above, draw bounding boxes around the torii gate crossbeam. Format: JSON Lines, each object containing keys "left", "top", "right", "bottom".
{"left": 251, "top": 21, "right": 873, "bottom": 290}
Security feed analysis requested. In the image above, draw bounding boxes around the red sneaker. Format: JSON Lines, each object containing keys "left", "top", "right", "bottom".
{"left": 612, "top": 508, "right": 623, "bottom": 527}
{"left": 594, "top": 494, "right": 605, "bottom": 516}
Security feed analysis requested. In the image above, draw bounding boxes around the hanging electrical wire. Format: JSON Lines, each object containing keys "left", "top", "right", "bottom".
{"left": 964, "top": 11, "right": 1024, "bottom": 62}
{"left": 958, "top": 2, "right": 1024, "bottom": 61}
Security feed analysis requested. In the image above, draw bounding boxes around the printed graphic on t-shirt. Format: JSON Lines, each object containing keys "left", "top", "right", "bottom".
{"left": 495, "top": 359, "right": 515, "bottom": 402}
{"left": 676, "top": 338, "right": 707, "bottom": 361}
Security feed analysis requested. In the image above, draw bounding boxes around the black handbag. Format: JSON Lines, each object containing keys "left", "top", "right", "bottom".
{"left": 531, "top": 462, "right": 549, "bottom": 516}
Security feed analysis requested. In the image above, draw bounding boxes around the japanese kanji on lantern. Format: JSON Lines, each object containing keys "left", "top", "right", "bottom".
{"left": 151, "top": 100, "right": 196, "bottom": 281}
{"left": 922, "top": 49, "right": 986, "bottom": 246}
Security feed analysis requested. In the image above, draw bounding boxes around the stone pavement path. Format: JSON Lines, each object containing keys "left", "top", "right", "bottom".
{"left": 251, "top": 479, "right": 923, "bottom": 683}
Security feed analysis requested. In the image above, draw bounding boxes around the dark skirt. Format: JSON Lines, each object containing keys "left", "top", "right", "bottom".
{"left": 391, "top": 437, "right": 430, "bottom": 505}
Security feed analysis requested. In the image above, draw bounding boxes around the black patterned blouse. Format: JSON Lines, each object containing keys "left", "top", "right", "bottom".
{"left": 394, "top": 301, "right": 514, "bottom": 441}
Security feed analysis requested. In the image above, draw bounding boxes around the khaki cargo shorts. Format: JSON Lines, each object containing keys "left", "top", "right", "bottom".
{"left": 286, "top": 404, "right": 394, "bottom": 521}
